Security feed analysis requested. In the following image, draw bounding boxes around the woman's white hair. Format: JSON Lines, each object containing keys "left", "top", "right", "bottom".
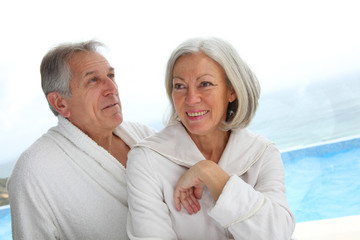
{"left": 165, "top": 37, "right": 261, "bottom": 130}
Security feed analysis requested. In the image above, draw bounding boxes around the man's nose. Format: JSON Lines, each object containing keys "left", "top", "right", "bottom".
{"left": 103, "top": 77, "right": 118, "bottom": 95}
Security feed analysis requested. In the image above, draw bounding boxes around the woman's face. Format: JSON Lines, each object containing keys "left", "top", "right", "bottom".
{"left": 172, "top": 52, "right": 236, "bottom": 137}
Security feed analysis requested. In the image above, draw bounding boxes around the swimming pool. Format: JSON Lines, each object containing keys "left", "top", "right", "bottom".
{"left": 283, "top": 136, "right": 360, "bottom": 223}
{"left": 0, "top": 205, "right": 11, "bottom": 240}
{"left": 0, "top": 136, "right": 359, "bottom": 238}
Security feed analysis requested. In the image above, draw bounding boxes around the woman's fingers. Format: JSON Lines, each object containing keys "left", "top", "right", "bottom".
{"left": 174, "top": 163, "right": 207, "bottom": 214}
{"left": 188, "top": 188, "right": 200, "bottom": 213}
{"left": 174, "top": 190, "right": 182, "bottom": 211}
{"left": 174, "top": 187, "right": 201, "bottom": 214}
{"left": 194, "top": 184, "right": 204, "bottom": 199}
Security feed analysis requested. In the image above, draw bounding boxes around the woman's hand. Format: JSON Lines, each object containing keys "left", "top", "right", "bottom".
{"left": 174, "top": 164, "right": 205, "bottom": 214}
{"left": 174, "top": 160, "right": 230, "bottom": 214}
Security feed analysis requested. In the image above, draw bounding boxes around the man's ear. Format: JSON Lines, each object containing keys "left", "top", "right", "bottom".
{"left": 47, "top": 92, "right": 71, "bottom": 118}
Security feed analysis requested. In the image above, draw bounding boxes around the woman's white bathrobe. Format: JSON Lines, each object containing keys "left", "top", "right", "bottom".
{"left": 126, "top": 122, "right": 295, "bottom": 240}
{"left": 7, "top": 116, "right": 156, "bottom": 240}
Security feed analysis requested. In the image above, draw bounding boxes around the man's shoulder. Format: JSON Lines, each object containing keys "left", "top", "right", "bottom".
{"left": 12, "top": 131, "right": 63, "bottom": 174}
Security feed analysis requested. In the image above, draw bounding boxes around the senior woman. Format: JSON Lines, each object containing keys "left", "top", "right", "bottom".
{"left": 126, "top": 37, "right": 295, "bottom": 239}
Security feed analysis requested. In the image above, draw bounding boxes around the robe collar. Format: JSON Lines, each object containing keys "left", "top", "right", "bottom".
{"left": 135, "top": 122, "right": 273, "bottom": 175}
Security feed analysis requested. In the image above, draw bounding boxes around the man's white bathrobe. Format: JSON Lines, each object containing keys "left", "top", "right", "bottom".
{"left": 126, "top": 122, "right": 295, "bottom": 240}
{"left": 7, "top": 116, "right": 156, "bottom": 240}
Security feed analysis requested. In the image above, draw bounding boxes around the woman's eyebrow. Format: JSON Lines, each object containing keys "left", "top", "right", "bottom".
{"left": 172, "top": 76, "right": 185, "bottom": 81}
{"left": 173, "top": 74, "right": 214, "bottom": 81}
{"left": 197, "top": 73, "right": 214, "bottom": 80}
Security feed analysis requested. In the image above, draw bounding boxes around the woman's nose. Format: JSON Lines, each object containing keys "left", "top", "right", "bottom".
{"left": 185, "top": 88, "right": 201, "bottom": 105}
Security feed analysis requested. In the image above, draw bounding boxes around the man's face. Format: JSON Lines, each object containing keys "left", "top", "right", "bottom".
{"left": 62, "top": 51, "right": 123, "bottom": 138}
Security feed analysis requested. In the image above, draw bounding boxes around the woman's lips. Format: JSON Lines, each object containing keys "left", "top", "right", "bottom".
{"left": 186, "top": 110, "right": 209, "bottom": 117}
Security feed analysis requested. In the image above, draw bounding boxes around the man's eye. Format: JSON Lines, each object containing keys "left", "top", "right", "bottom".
{"left": 89, "top": 78, "right": 97, "bottom": 82}
{"left": 108, "top": 73, "right": 115, "bottom": 79}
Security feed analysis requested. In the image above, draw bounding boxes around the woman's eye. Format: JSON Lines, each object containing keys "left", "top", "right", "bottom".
{"left": 201, "top": 81, "right": 213, "bottom": 87}
{"left": 174, "top": 83, "right": 184, "bottom": 89}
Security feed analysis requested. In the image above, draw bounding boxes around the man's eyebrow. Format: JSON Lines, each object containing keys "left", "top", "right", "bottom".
{"left": 84, "top": 67, "right": 115, "bottom": 78}
{"left": 84, "top": 71, "right": 97, "bottom": 78}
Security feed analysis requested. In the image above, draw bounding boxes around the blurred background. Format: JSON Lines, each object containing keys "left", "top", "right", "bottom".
{"left": 1, "top": 0, "right": 360, "bottom": 178}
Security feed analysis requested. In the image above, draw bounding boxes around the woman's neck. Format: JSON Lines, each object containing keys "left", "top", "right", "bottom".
{"left": 189, "top": 130, "right": 231, "bottom": 164}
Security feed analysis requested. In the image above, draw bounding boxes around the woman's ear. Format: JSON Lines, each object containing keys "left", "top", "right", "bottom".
{"left": 47, "top": 92, "right": 71, "bottom": 118}
{"left": 228, "top": 87, "right": 237, "bottom": 103}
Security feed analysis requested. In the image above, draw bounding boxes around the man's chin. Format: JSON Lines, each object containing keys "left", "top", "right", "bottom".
{"left": 111, "top": 113, "right": 123, "bottom": 126}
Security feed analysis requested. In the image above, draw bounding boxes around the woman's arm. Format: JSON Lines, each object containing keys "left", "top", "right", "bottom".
{"left": 126, "top": 147, "right": 178, "bottom": 239}
{"left": 174, "top": 145, "right": 295, "bottom": 240}
{"left": 174, "top": 160, "right": 229, "bottom": 213}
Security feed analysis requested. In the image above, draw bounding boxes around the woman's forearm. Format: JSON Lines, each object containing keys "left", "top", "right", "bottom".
{"left": 197, "top": 160, "right": 230, "bottom": 201}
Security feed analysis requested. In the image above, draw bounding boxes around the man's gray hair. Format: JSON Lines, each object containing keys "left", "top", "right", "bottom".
{"left": 40, "top": 40, "right": 104, "bottom": 116}
{"left": 165, "top": 37, "right": 261, "bottom": 130}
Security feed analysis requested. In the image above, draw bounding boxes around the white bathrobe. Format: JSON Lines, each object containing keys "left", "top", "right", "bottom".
{"left": 126, "top": 122, "right": 295, "bottom": 240}
{"left": 7, "top": 116, "right": 156, "bottom": 240}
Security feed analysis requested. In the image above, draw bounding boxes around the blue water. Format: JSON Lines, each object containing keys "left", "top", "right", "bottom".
{"left": 1, "top": 137, "right": 359, "bottom": 238}
{"left": 282, "top": 137, "right": 360, "bottom": 223}
{"left": 0, "top": 206, "right": 11, "bottom": 240}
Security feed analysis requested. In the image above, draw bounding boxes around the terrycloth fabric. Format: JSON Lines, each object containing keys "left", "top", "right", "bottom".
{"left": 126, "top": 122, "right": 295, "bottom": 240}
{"left": 7, "top": 116, "right": 156, "bottom": 240}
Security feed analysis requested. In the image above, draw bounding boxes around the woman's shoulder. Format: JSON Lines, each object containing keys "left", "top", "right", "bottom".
{"left": 120, "top": 121, "right": 158, "bottom": 138}
{"left": 115, "top": 122, "right": 158, "bottom": 148}
{"left": 230, "top": 128, "right": 280, "bottom": 158}
{"left": 233, "top": 128, "right": 273, "bottom": 145}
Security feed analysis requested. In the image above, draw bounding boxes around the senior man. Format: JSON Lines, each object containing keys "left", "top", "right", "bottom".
{"left": 7, "top": 40, "right": 156, "bottom": 240}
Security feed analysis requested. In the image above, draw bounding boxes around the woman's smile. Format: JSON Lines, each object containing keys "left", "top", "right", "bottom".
{"left": 186, "top": 110, "right": 209, "bottom": 118}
